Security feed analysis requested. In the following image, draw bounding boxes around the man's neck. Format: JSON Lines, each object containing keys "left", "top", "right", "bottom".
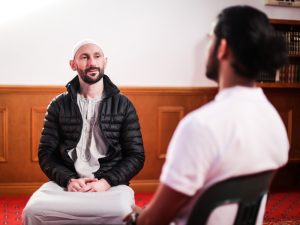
{"left": 79, "top": 79, "right": 104, "bottom": 99}
{"left": 218, "top": 61, "right": 255, "bottom": 91}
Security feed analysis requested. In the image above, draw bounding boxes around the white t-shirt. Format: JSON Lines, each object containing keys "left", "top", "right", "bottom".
{"left": 160, "top": 86, "right": 289, "bottom": 225}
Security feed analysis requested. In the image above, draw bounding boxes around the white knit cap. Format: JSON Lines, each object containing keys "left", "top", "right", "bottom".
{"left": 71, "top": 39, "right": 103, "bottom": 59}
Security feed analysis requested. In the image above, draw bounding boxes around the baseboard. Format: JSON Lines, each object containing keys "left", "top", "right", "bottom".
{"left": 0, "top": 180, "right": 159, "bottom": 195}
{"left": 130, "top": 179, "right": 159, "bottom": 193}
{"left": 0, "top": 182, "right": 43, "bottom": 195}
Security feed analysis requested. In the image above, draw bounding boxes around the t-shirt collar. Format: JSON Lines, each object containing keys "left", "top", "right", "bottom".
{"left": 215, "top": 86, "right": 263, "bottom": 101}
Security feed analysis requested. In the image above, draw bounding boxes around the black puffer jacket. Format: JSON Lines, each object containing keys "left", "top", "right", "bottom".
{"left": 38, "top": 75, "right": 145, "bottom": 188}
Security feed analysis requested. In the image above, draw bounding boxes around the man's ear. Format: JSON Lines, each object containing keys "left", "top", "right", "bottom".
{"left": 217, "top": 39, "right": 228, "bottom": 60}
{"left": 69, "top": 60, "right": 77, "bottom": 71}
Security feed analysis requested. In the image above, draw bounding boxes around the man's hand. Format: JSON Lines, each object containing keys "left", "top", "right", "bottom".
{"left": 86, "top": 178, "right": 111, "bottom": 192}
{"left": 124, "top": 183, "right": 190, "bottom": 225}
{"left": 123, "top": 205, "right": 143, "bottom": 224}
{"left": 67, "top": 178, "right": 97, "bottom": 192}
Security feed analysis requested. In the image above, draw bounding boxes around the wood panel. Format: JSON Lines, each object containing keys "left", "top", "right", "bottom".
{"left": 0, "top": 107, "right": 8, "bottom": 162}
{"left": 278, "top": 109, "right": 293, "bottom": 146}
{"left": 0, "top": 86, "right": 216, "bottom": 194}
{"left": 124, "top": 87, "right": 217, "bottom": 181}
{"left": 264, "top": 87, "right": 300, "bottom": 162}
{"left": 31, "top": 107, "right": 47, "bottom": 162}
{"left": 157, "top": 107, "right": 184, "bottom": 159}
{"left": 0, "top": 85, "right": 299, "bottom": 194}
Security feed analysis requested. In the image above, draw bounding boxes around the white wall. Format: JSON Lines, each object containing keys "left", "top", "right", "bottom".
{"left": 1, "top": 0, "right": 300, "bottom": 86}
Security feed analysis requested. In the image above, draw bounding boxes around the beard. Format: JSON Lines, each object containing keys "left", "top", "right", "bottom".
{"left": 205, "top": 42, "right": 220, "bottom": 82}
{"left": 78, "top": 66, "right": 104, "bottom": 84}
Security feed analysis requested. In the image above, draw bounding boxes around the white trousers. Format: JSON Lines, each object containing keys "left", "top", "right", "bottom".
{"left": 22, "top": 181, "right": 135, "bottom": 225}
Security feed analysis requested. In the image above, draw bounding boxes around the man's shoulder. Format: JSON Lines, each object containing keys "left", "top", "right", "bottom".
{"left": 110, "top": 92, "right": 131, "bottom": 103}
{"left": 175, "top": 100, "right": 226, "bottom": 133}
{"left": 188, "top": 99, "right": 221, "bottom": 119}
{"left": 50, "top": 91, "right": 70, "bottom": 104}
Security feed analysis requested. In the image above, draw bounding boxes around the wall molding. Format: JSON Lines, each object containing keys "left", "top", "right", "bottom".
{"left": 0, "top": 85, "right": 217, "bottom": 95}
{"left": 0, "top": 107, "right": 8, "bottom": 162}
{"left": 0, "top": 182, "right": 43, "bottom": 195}
{"left": 0, "top": 180, "right": 159, "bottom": 195}
{"left": 287, "top": 109, "right": 293, "bottom": 144}
{"left": 0, "top": 86, "right": 65, "bottom": 94}
{"left": 130, "top": 179, "right": 159, "bottom": 193}
{"left": 31, "top": 107, "right": 47, "bottom": 162}
{"left": 157, "top": 106, "right": 184, "bottom": 159}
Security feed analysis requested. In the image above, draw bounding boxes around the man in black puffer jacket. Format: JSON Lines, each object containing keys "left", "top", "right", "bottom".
{"left": 23, "top": 39, "right": 145, "bottom": 225}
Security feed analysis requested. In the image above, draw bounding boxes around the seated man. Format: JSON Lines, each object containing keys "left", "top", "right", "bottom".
{"left": 23, "top": 39, "right": 145, "bottom": 225}
{"left": 125, "top": 5, "right": 289, "bottom": 225}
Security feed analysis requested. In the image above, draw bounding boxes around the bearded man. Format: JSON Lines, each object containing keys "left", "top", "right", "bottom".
{"left": 125, "top": 5, "right": 289, "bottom": 225}
{"left": 23, "top": 39, "right": 145, "bottom": 225}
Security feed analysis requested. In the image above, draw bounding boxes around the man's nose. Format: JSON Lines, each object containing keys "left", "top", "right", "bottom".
{"left": 88, "top": 57, "right": 96, "bottom": 67}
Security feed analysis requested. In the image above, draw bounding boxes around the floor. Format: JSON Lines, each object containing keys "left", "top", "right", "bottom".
{"left": 1, "top": 191, "right": 300, "bottom": 225}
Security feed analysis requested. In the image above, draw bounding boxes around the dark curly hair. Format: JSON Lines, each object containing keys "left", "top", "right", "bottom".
{"left": 214, "top": 5, "right": 288, "bottom": 79}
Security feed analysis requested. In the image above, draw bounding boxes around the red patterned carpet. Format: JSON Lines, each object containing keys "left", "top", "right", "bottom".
{"left": 0, "top": 191, "right": 299, "bottom": 225}
{"left": 263, "top": 191, "right": 300, "bottom": 225}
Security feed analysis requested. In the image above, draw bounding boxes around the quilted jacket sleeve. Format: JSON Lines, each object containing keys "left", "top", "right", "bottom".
{"left": 101, "top": 99, "right": 145, "bottom": 186}
{"left": 38, "top": 97, "right": 78, "bottom": 188}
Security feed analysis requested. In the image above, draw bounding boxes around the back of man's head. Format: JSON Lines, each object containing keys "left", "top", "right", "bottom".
{"left": 214, "top": 5, "right": 288, "bottom": 79}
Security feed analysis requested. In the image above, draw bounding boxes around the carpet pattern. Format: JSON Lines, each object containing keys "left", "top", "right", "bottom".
{"left": 0, "top": 196, "right": 28, "bottom": 225}
{"left": 1, "top": 191, "right": 300, "bottom": 225}
{"left": 263, "top": 191, "right": 300, "bottom": 225}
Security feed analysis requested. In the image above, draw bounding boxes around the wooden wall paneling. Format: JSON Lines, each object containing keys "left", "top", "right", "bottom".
{"left": 264, "top": 88, "right": 300, "bottom": 162}
{"left": 0, "top": 182, "right": 43, "bottom": 196}
{"left": 1, "top": 86, "right": 299, "bottom": 194}
{"left": 278, "top": 109, "right": 293, "bottom": 148}
{"left": 31, "top": 107, "right": 47, "bottom": 162}
{"left": 123, "top": 88, "right": 217, "bottom": 185}
{"left": 129, "top": 179, "right": 159, "bottom": 193}
{"left": 0, "top": 92, "right": 32, "bottom": 183}
{"left": 157, "top": 106, "right": 184, "bottom": 159}
{"left": 123, "top": 91, "right": 164, "bottom": 180}
{"left": 291, "top": 89, "right": 300, "bottom": 162}
{"left": 0, "top": 107, "right": 8, "bottom": 162}
{"left": 263, "top": 88, "right": 300, "bottom": 190}
{"left": 0, "top": 87, "right": 62, "bottom": 187}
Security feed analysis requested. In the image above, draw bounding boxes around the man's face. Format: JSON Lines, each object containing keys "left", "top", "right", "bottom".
{"left": 70, "top": 44, "right": 107, "bottom": 84}
{"left": 205, "top": 34, "right": 220, "bottom": 82}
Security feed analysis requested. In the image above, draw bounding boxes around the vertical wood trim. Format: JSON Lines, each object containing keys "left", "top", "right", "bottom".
{"left": 157, "top": 106, "right": 184, "bottom": 159}
{"left": 287, "top": 110, "right": 293, "bottom": 144}
{"left": 0, "top": 107, "right": 8, "bottom": 162}
{"left": 31, "top": 107, "right": 46, "bottom": 162}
